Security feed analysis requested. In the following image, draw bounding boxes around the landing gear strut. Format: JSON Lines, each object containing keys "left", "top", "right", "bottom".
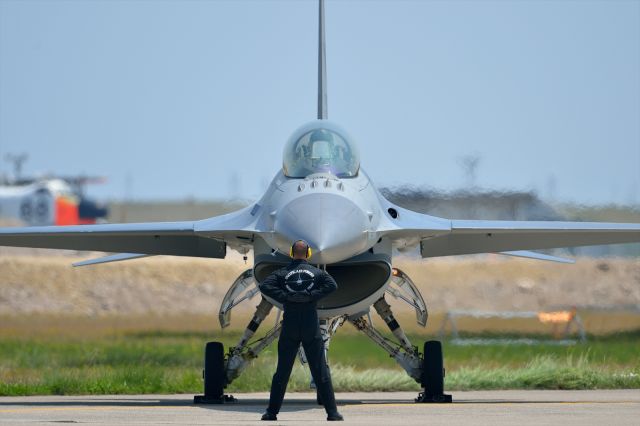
{"left": 350, "top": 294, "right": 452, "bottom": 404}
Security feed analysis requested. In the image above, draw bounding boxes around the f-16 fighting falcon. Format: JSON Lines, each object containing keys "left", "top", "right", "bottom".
{"left": 0, "top": 0, "right": 639, "bottom": 405}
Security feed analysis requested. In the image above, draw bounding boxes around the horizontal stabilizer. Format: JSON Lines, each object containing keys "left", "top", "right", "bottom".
{"left": 73, "top": 253, "right": 153, "bottom": 267}
{"left": 498, "top": 250, "right": 575, "bottom": 264}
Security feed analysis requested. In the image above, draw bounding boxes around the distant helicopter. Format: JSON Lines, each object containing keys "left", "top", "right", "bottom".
{"left": 0, "top": 154, "right": 108, "bottom": 226}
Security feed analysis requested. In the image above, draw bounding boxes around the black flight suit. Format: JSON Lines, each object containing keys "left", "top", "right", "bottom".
{"left": 259, "top": 259, "right": 339, "bottom": 416}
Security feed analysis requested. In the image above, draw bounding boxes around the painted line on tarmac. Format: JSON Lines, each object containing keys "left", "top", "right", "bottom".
{"left": 2, "top": 400, "right": 637, "bottom": 414}
{"left": 344, "top": 401, "right": 639, "bottom": 408}
{"left": 0, "top": 405, "right": 193, "bottom": 414}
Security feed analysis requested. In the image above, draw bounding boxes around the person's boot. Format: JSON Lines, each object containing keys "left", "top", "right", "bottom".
{"left": 327, "top": 411, "right": 344, "bottom": 421}
{"left": 318, "top": 377, "right": 341, "bottom": 420}
{"left": 261, "top": 411, "right": 277, "bottom": 421}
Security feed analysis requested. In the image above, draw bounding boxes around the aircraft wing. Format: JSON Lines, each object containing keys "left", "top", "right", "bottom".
{"left": 0, "top": 206, "right": 258, "bottom": 259}
{"left": 417, "top": 219, "right": 640, "bottom": 258}
{"left": 378, "top": 204, "right": 640, "bottom": 258}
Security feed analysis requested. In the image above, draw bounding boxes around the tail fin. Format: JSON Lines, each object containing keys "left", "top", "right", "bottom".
{"left": 317, "top": 0, "right": 327, "bottom": 120}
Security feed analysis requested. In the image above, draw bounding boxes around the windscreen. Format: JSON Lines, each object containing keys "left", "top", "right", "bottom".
{"left": 283, "top": 128, "right": 360, "bottom": 178}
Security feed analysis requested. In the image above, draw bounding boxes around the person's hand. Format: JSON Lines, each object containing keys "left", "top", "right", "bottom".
{"left": 286, "top": 291, "right": 312, "bottom": 303}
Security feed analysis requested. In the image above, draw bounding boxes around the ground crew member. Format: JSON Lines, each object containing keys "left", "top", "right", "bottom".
{"left": 259, "top": 239, "right": 343, "bottom": 421}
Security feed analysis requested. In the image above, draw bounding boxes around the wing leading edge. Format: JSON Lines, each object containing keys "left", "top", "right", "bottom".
{"left": 419, "top": 219, "right": 640, "bottom": 258}
{"left": 377, "top": 200, "right": 640, "bottom": 258}
{"left": 0, "top": 205, "right": 260, "bottom": 259}
{"left": 0, "top": 221, "right": 226, "bottom": 258}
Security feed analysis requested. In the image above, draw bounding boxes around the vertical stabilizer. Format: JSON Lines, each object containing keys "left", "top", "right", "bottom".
{"left": 317, "top": 0, "right": 327, "bottom": 119}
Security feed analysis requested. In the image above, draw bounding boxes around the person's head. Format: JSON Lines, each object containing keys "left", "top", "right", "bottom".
{"left": 309, "top": 129, "right": 334, "bottom": 143}
{"left": 290, "top": 239, "right": 312, "bottom": 260}
{"left": 307, "top": 130, "right": 335, "bottom": 172}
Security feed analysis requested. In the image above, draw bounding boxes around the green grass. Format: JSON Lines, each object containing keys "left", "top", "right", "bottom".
{"left": 449, "top": 355, "right": 639, "bottom": 390}
{"left": 0, "top": 330, "right": 638, "bottom": 396}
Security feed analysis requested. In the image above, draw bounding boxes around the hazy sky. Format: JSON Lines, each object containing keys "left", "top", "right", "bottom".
{"left": 1, "top": 0, "right": 638, "bottom": 205}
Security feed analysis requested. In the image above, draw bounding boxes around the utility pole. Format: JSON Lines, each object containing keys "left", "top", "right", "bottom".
{"left": 5, "top": 153, "right": 28, "bottom": 182}
{"left": 459, "top": 154, "right": 481, "bottom": 189}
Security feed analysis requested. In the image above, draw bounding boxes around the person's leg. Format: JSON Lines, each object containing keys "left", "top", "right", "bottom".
{"left": 266, "top": 334, "right": 299, "bottom": 415}
{"left": 302, "top": 335, "right": 339, "bottom": 416}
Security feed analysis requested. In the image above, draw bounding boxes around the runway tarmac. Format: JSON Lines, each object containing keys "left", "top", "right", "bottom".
{"left": 1, "top": 390, "right": 639, "bottom": 425}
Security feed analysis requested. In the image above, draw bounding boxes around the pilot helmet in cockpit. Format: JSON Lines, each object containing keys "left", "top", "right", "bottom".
{"left": 283, "top": 122, "right": 360, "bottom": 178}
{"left": 307, "top": 129, "right": 335, "bottom": 171}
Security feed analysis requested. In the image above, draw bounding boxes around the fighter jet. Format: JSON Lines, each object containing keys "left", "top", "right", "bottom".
{"left": 1, "top": 0, "right": 639, "bottom": 404}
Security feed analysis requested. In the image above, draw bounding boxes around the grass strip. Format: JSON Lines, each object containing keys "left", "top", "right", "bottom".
{"left": 1, "top": 332, "right": 638, "bottom": 396}
{"left": 1, "top": 355, "right": 638, "bottom": 396}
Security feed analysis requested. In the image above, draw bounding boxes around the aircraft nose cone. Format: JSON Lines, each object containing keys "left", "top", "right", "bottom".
{"left": 275, "top": 193, "right": 369, "bottom": 264}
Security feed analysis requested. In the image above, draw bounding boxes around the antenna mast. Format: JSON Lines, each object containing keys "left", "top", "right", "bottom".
{"left": 317, "top": 0, "right": 327, "bottom": 119}
{"left": 5, "top": 153, "right": 28, "bottom": 181}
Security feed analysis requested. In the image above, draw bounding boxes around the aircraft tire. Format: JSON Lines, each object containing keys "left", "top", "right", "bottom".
{"left": 203, "top": 341, "right": 225, "bottom": 399}
{"left": 421, "top": 340, "right": 444, "bottom": 396}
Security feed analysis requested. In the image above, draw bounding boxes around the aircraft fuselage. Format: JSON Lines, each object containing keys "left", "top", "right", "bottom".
{"left": 259, "top": 169, "right": 383, "bottom": 265}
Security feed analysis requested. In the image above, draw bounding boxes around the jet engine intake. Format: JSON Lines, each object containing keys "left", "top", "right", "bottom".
{"left": 254, "top": 252, "right": 391, "bottom": 318}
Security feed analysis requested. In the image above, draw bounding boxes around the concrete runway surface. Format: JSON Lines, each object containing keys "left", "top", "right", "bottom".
{"left": 1, "top": 390, "right": 639, "bottom": 425}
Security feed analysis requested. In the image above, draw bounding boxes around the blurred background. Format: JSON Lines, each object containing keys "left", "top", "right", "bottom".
{"left": 0, "top": 0, "right": 638, "bottom": 395}
{"left": 0, "top": 0, "right": 638, "bottom": 204}
{"left": 0, "top": 0, "right": 639, "bottom": 327}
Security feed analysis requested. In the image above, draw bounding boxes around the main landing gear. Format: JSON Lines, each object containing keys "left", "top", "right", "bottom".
{"left": 195, "top": 269, "right": 281, "bottom": 404}
{"left": 416, "top": 341, "right": 452, "bottom": 403}
{"left": 349, "top": 267, "right": 452, "bottom": 403}
{"left": 193, "top": 342, "right": 237, "bottom": 404}
{"left": 194, "top": 267, "right": 452, "bottom": 404}
{"left": 193, "top": 298, "right": 282, "bottom": 404}
{"left": 348, "top": 302, "right": 451, "bottom": 404}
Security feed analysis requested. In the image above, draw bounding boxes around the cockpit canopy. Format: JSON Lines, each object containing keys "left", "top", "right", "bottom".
{"left": 283, "top": 121, "right": 360, "bottom": 178}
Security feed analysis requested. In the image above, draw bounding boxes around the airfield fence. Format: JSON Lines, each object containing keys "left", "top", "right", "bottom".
{"left": 439, "top": 309, "right": 587, "bottom": 344}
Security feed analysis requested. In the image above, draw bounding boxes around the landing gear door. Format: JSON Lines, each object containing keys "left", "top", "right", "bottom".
{"left": 387, "top": 268, "right": 428, "bottom": 327}
{"left": 219, "top": 269, "right": 259, "bottom": 328}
